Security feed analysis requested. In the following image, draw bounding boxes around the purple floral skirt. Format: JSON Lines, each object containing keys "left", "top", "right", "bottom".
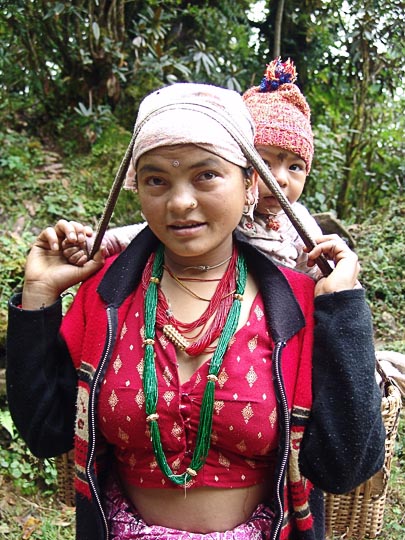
{"left": 103, "top": 476, "right": 273, "bottom": 539}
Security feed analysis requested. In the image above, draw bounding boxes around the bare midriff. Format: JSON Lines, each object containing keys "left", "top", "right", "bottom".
{"left": 120, "top": 480, "right": 268, "bottom": 533}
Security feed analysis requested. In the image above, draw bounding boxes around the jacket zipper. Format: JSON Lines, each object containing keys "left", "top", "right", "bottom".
{"left": 86, "top": 306, "right": 116, "bottom": 540}
{"left": 271, "top": 340, "right": 290, "bottom": 540}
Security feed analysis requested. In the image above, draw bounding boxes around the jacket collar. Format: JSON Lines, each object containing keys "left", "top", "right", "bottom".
{"left": 97, "top": 226, "right": 305, "bottom": 343}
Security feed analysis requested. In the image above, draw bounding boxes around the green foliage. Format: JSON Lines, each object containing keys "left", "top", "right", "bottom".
{"left": 0, "top": 405, "right": 57, "bottom": 496}
{"left": 305, "top": 0, "right": 405, "bottom": 219}
{"left": 354, "top": 196, "right": 405, "bottom": 343}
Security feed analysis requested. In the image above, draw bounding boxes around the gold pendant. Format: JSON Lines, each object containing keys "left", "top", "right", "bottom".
{"left": 163, "top": 324, "right": 190, "bottom": 351}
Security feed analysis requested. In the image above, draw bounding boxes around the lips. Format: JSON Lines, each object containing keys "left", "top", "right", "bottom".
{"left": 169, "top": 221, "right": 204, "bottom": 230}
{"left": 168, "top": 221, "right": 206, "bottom": 235}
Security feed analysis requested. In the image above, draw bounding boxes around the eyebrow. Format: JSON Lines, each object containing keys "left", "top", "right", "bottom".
{"left": 137, "top": 157, "right": 223, "bottom": 176}
{"left": 276, "top": 151, "right": 304, "bottom": 163}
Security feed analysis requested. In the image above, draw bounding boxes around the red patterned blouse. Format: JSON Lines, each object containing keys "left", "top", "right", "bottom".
{"left": 98, "top": 283, "right": 278, "bottom": 489}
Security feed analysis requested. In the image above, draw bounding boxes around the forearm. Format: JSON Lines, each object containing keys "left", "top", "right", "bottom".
{"left": 300, "top": 289, "right": 385, "bottom": 493}
{"left": 6, "top": 294, "right": 77, "bottom": 457}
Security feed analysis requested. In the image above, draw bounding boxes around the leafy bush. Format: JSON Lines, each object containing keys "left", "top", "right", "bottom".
{"left": 0, "top": 406, "right": 57, "bottom": 495}
{"left": 354, "top": 195, "right": 405, "bottom": 346}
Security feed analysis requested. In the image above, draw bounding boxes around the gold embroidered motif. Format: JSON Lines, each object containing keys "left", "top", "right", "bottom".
{"left": 260, "top": 443, "right": 271, "bottom": 456}
{"left": 136, "top": 359, "right": 144, "bottom": 378}
{"left": 163, "top": 366, "right": 173, "bottom": 386}
{"left": 217, "top": 368, "right": 229, "bottom": 389}
{"left": 118, "top": 427, "right": 129, "bottom": 443}
{"left": 108, "top": 389, "right": 118, "bottom": 411}
{"left": 135, "top": 388, "right": 145, "bottom": 409}
{"left": 120, "top": 322, "right": 128, "bottom": 339}
{"left": 242, "top": 402, "right": 254, "bottom": 424}
{"left": 245, "top": 458, "right": 256, "bottom": 469}
{"left": 218, "top": 453, "right": 230, "bottom": 469}
{"left": 172, "top": 457, "right": 181, "bottom": 471}
{"left": 254, "top": 304, "right": 264, "bottom": 321}
{"left": 163, "top": 391, "right": 175, "bottom": 406}
{"left": 171, "top": 422, "right": 183, "bottom": 440}
{"left": 236, "top": 440, "right": 247, "bottom": 453}
{"left": 245, "top": 365, "right": 258, "bottom": 387}
{"left": 247, "top": 335, "right": 258, "bottom": 352}
{"left": 269, "top": 407, "right": 277, "bottom": 428}
{"left": 228, "top": 335, "right": 236, "bottom": 348}
{"left": 129, "top": 454, "right": 137, "bottom": 469}
{"left": 214, "top": 400, "right": 225, "bottom": 415}
{"left": 159, "top": 334, "right": 170, "bottom": 349}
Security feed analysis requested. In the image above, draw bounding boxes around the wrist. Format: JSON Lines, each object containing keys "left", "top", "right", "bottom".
{"left": 22, "top": 282, "right": 60, "bottom": 310}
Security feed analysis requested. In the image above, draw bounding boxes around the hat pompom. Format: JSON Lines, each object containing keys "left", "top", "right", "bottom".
{"left": 243, "top": 57, "right": 313, "bottom": 173}
{"left": 259, "top": 57, "right": 297, "bottom": 93}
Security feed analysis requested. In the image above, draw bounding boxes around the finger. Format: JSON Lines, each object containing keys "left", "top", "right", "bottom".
{"left": 37, "top": 227, "right": 62, "bottom": 251}
{"left": 66, "top": 249, "right": 88, "bottom": 267}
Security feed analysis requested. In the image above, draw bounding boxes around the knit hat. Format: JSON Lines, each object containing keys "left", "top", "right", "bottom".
{"left": 125, "top": 83, "right": 255, "bottom": 189}
{"left": 243, "top": 58, "right": 314, "bottom": 173}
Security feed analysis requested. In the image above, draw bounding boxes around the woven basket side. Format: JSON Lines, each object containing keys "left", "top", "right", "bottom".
{"left": 324, "top": 383, "right": 402, "bottom": 539}
{"left": 55, "top": 449, "right": 75, "bottom": 507}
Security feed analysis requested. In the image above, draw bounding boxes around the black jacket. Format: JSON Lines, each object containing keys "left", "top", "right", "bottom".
{"left": 6, "top": 228, "right": 385, "bottom": 540}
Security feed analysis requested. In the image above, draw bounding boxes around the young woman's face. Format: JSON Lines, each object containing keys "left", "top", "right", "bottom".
{"left": 254, "top": 145, "right": 307, "bottom": 215}
{"left": 136, "top": 145, "right": 253, "bottom": 265}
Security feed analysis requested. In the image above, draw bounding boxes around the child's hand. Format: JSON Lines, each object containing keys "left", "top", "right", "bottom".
{"left": 305, "top": 234, "right": 361, "bottom": 296}
{"left": 61, "top": 222, "right": 94, "bottom": 267}
{"left": 22, "top": 220, "right": 105, "bottom": 309}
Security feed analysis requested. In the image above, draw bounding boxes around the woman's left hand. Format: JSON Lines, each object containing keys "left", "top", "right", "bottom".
{"left": 306, "top": 234, "right": 361, "bottom": 296}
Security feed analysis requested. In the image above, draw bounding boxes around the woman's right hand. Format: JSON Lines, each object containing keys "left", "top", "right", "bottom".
{"left": 22, "top": 219, "right": 105, "bottom": 310}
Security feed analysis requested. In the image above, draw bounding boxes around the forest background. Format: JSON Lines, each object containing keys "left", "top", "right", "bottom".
{"left": 0, "top": 0, "right": 404, "bottom": 538}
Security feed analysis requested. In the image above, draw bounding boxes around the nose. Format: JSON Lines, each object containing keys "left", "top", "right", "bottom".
{"left": 272, "top": 165, "right": 288, "bottom": 188}
{"left": 167, "top": 186, "right": 197, "bottom": 214}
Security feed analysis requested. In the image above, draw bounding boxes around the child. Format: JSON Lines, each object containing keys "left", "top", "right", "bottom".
{"left": 63, "top": 58, "right": 323, "bottom": 279}
{"left": 238, "top": 57, "right": 323, "bottom": 279}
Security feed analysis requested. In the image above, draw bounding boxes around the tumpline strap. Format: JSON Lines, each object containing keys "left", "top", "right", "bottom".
{"left": 90, "top": 101, "right": 333, "bottom": 276}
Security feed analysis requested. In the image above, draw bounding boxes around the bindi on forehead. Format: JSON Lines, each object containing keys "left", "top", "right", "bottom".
{"left": 276, "top": 151, "right": 289, "bottom": 161}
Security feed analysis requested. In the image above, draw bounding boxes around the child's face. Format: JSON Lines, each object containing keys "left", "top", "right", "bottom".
{"left": 137, "top": 144, "right": 256, "bottom": 265}
{"left": 254, "top": 145, "right": 307, "bottom": 215}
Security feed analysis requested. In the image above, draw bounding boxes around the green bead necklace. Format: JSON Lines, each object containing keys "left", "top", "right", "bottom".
{"left": 142, "top": 244, "right": 247, "bottom": 486}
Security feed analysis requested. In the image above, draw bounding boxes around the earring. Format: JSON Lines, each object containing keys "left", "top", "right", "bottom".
{"left": 242, "top": 188, "right": 258, "bottom": 219}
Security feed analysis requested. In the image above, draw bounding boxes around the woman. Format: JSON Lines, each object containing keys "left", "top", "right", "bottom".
{"left": 6, "top": 83, "right": 385, "bottom": 540}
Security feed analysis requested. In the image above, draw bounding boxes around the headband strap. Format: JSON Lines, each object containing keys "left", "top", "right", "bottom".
{"left": 90, "top": 102, "right": 332, "bottom": 276}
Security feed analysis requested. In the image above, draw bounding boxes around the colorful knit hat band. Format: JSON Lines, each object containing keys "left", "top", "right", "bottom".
{"left": 242, "top": 57, "right": 314, "bottom": 173}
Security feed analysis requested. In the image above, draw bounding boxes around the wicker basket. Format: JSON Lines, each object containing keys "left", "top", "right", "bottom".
{"left": 55, "top": 449, "right": 75, "bottom": 506}
{"left": 324, "top": 377, "right": 402, "bottom": 539}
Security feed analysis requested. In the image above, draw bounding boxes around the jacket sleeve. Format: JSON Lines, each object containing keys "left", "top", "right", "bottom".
{"left": 6, "top": 294, "right": 77, "bottom": 458}
{"left": 299, "top": 288, "right": 386, "bottom": 494}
